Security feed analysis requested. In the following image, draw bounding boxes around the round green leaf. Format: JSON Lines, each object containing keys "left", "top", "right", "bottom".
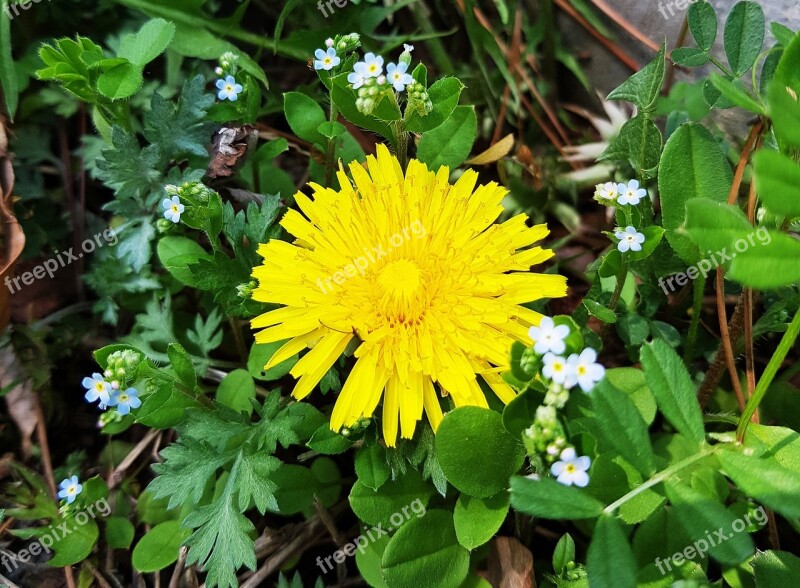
{"left": 382, "top": 510, "right": 469, "bottom": 588}
{"left": 215, "top": 369, "right": 256, "bottom": 415}
{"left": 247, "top": 340, "right": 298, "bottom": 381}
{"left": 105, "top": 516, "right": 135, "bottom": 549}
{"left": 436, "top": 406, "right": 525, "bottom": 498}
{"left": 132, "top": 520, "right": 189, "bottom": 573}
{"left": 349, "top": 470, "right": 434, "bottom": 528}
{"left": 453, "top": 492, "right": 509, "bottom": 550}
{"left": 156, "top": 236, "right": 209, "bottom": 287}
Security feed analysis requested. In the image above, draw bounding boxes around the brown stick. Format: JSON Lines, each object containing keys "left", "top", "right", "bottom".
{"left": 589, "top": 0, "right": 661, "bottom": 52}
{"left": 553, "top": 0, "right": 641, "bottom": 71}
{"left": 715, "top": 269, "right": 746, "bottom": 411}
{"left": 698, "top": 294, "right": 745, "bottom": 408}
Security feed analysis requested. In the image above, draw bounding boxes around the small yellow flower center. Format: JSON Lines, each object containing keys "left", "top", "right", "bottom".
{"left": 369, "top": 64, "right": 378, "bottom": 73}
{"left": 565, "top": 464, "right": 576, "bottom": 473}
{"left": 67, "top": 485, "right": 77, "bottom": 494}
{"left": 324, "top": 58, "right": 332, "bottom": 65}
{"left": 553, "top": 363, "right": 564, "bottom": 372}
{"left": 94, "top": 382, "right": 105, "bottom": 392}
{"left": 171, "top": 205, "right": 180, "bottom": 213}
{"left": 119, "top": 394, "right": 129, "bottom": 402}
{"left": 577, "top": 366, "right": 587, "bottom": 376}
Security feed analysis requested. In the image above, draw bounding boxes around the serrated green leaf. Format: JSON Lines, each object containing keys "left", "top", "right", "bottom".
{"left": 639, "top": 339, "right": 705, "bottom": 444}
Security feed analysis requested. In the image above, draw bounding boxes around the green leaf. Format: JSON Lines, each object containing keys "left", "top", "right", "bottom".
{"left": 718, "top": 449, "right": 800, "bottom": 519}
{"left": 586, "top": 454, "right": 665, "bottom": 525}
{"left": 269, "top": 464, "right": 315, "bottom": 515}
{"left": 587, "top": 515, "right": 637, "bottom": 588}
{"left": 599, "top": 113, "right": 662, "bottom": 179}
{"left": 771, "top": 24, "right": 797, "bottom": 48}
{"left": 751, "top": 550, "right": 800, "bottom": 586}
{"left": 355, "top": 444, "right": 391, "bottom": 491}
{"left": 106, "top": 516, "right": 136, "bottom": 550}
{"left": 216, "top": 369, "right": 256, "bottom": 416}
{"left": 118, "top": 18, "right": 176, "bottom": 66}
{"left": 307, "top": 423, "right": 353, "bottom": 454}
{"left": 247, "top": 341, "right": 298, "bottom": 381}
{"left": 416, "top": 106, "right": 477, "bottom": 170}
{"left": 639, "top": 339, "right": 705, "bottom": 444}
{"left": 330, "top": 74, "right": 394, "bottom": 143}
{"left": 607, "top": 43, "right": 666, "bottom": 112}
{"left": 47, "top": 517, "right": 99, "bottom": 567}
{"left": 665, "top": 482, "right": 754, "bottom": 565}
{"left": 509, "top": 475, "right": 605, "bottom": 519}
{"left": 583, "top": 299, "right": 617, "bottom": 324}
{"left": 753, "top": 149, "right": 800, "bottom": 218}
{"left": 683, "top": 199, "right": 753, "bottom": 257}
{"left": 318, "top": 121, "right": 346, "bottom": 139}
{"left": 723, "top": 1, "right": 765, "bottom": 76}
{"left": 592, "top": 380, "right": 656, "bottom": 476}
{"left": 744, "top": 424, "right": 800, "bottom": 470}
{"left": 284, "top": 92, "right": 327, "bottom": 146}
{"left": 552, "top": 533, "right": 576, "bottom": 575}
{"left": 349, "top": 470, "right": 434, "bottom": 528}
{"left": 604, "top": 368, "right": 657, "bottom": 425}
{"left": 97, "top": 61, "right": 144, "bottom": 101}
{"left": 143, "top": 75, "right": 214, "bottom": 159}
{"left": 502, "top": 386, "right": 544, "bottom": 436}
{"left": 671, "top": 47, "right": 710, "bottom": 67}
{"left": 0, "top": 0, "right": 18, "bottom": 119}
{"left": 381, "top": 510, "right": 470, "bottom": 588}
{"left": 710, "top": 74, "right": 765, "bottom": 114}
{"left": 688, "top": 1, "right": 718, "bottom": 51}
{"left": 356, "top": 535, "right": 392, "bottom": 588}
{"left": 453, "top": 492, "right": 509, "bottom": 550}
{"left": 132, "top": 520, "right": 190, "bottom": 572}
{"left": 658, "top": 123, "right": 732, "bottom": 264}
{"left": 626, "top": 226, "right": 665, "bottom": 261}
{"left": 310, "top": 457, "right": 342, "bottom": 508}
{"left": 157, "top": 236, "right": 210, "bottom": 287}
{"left": 435, "top": 406, "right": 525, "bottom": 498}
{"left": 728, "top": 232, "right": 800, "bottom": 288}
{"left": 183, "top": 491, "right": 256, "bottom": 587}
{"left": 167, "top": 343, "right": 196, "bottom": 388}
{"left": 405, "top": 77, "right": 465, "bottom": 133}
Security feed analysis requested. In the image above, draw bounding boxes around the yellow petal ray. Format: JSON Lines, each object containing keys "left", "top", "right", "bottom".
{"left": 289, "top": 332, "right": 352, "bottom": 400}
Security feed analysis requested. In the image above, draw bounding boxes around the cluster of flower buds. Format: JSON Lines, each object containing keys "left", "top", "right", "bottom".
{"left": 523, "top": 405, "right": 567, "bottom": 461}
{"left": 215, "top": 51, "right": 239, "bottom": 77}
{"left": 405, "top": 80, "right": 433, "bottom": 117}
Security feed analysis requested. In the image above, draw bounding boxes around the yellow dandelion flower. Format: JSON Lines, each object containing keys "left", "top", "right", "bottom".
{"left": 251, "top": 145, "right": 567, "bottom": 446}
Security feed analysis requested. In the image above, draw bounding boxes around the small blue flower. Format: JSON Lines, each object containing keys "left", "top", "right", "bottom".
{"left": 386, "top": 62, "right": 413, "bottom": 92}
{"left": 82, "top": 373, "right": 111, "bottom": 407}
{"left": 162, "top": 195, "right": 185, "bottom": 223}
{"left": 354, "top": 53, "right": 384, "bottom": 78}
{"left": 57, "top": 476, "right": 83, "bottom": 504}
{"left": 348, "top": 71, "right": 366, "bottom": 89}
{"left": 216, "top": 75, "right": 243, "bottom": 101}
{"left": 314, "top": 47, "right": 340, "bottom": 71}
{"left": 616, "top": 179, "right": 647, "bottom": 205}
{"left": 108, "top": 387, "right": 142, "bottom": 416}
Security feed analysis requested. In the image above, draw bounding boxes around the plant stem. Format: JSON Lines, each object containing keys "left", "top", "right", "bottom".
{"left": 324, "top": 101, "right": 339, "bottom": 188}
{"left": 684, "top": 274, "right": 705, "bottom": 362}
{"left": 736, "top": 307, "right": 800, "bottom": 441}
{"left": 604, "top": 445, "right": 717, "bottom": 514}
{"left": 395, "top": 123, "right": 409, "bottom": 171}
